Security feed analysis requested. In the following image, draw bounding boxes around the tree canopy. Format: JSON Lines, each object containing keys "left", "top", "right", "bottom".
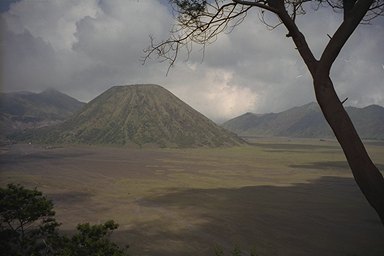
{"left": 0, "top": 184, "right": 129, "bottom": 256}
{"left": 0, "top": 183, "right": 59, "bottom": 255}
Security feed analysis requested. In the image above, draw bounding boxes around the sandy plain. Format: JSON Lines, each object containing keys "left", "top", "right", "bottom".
{"left": 1, "top": 139, "right": 384, "bottom": 255}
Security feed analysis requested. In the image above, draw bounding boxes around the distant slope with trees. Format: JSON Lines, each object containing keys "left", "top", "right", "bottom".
{"left": 222, "top": 103, "right": 384, "bottom": 140}
{"left": 0, "top": 89, "right": 85, "bottom": 139}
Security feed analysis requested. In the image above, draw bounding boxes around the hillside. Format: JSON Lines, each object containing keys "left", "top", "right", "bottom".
{"left": 222, "top": 102, "right": 384, "bottom": 140}
{"left": 0, "top": 89, "right": 85, "bottom": 138}
{"left": 17, "top": 84, "right": 244, "bottom": 147}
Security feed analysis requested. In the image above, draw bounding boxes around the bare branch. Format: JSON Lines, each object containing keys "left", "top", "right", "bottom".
{"left": 144, "top": 0, "right": 383, "bottom": 71}
{"left": 318, "top": 0, "right": 376, "bottom": 77}
{"left": 143, "top": 1, "right": 252, "bottom": 71}
{"left": 324, "top": 0, "right": 383, "bottom": 22}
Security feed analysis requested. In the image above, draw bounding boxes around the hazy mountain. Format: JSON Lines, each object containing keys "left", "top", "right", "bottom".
{"left": 222, "top": 102, "right": 384, "bottom": 140}
{"left": 0, "top": 89, "right": 85, "bottom": 137}
{"left": 15, "top": 84, "right": 245, "bottom": 147}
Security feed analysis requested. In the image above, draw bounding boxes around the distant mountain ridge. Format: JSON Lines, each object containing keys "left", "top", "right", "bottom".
{"left": 0, "top": 89, "right": 85, "bottom": 137}
{"left": 222, "top": 102, "right": 384, "bottom": 140}
{"left": 14, "top": 84, "right": 245, "bottom": 148}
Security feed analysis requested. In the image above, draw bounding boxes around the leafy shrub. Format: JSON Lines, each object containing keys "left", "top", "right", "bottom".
{"left": 0, "top": 184, "right": 129, "bottom": 256}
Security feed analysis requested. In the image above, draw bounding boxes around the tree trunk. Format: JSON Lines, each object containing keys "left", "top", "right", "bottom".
{"left": 314, "top": 75, "right": 384, "bottom": 224}
{"left": 277, "top": 0, "right": 384, "bottom": 224}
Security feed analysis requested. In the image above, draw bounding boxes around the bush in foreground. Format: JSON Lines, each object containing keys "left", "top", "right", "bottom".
{"left": 0, "top": 184, "right": 129, "bottom": 256}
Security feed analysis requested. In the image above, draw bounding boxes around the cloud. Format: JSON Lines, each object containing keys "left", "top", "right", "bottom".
{"left": 3, "top": 0, "right": 99, "bottom": 50}
{"left": 167, "top": 66, "right": 259, "bottom": 122}
{"left": 331, "top": 20, "right": 384, "bottom": 106}
{"left": 1, "top": 0, "right": 383, "bottom": 122}
{"left": 1, "top": 0, "right": 173, "bottom": 98}
{"left": 1, "top": 27, "right": 58, "bottom": 89}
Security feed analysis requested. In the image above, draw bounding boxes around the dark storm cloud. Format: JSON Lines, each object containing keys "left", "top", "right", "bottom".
{"left": 0, "top": 0, "right": 20, "bottom": 13}
{"left": 1, "top": 24, "right": 58, "bottom": 91}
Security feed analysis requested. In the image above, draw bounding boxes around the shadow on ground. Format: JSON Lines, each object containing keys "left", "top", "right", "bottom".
{"left": 290, "top": 161, "right": 384, "bottom": 171}
{"left": 118, "top": 176, "right": 384, "bottom": 256}
{"left": 249, "top": 142, "right": 339, "bottom": 151}
{"left": 0, "top": 150, "right": 93, "bottom": 165}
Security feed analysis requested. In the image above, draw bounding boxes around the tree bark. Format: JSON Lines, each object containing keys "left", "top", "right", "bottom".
{"left": 313, "top": 76, "right": 384, "bottom": 224}
{"left": 274, "top": 0, "right": 384, "bottom": 224}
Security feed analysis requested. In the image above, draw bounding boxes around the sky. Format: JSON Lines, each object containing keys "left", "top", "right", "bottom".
{"left": 1, "top": 0, "right": 383, "bottom": 123}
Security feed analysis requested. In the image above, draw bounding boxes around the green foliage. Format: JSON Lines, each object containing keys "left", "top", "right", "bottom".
{"left": 231, "top": 245, "right": 242, "bottom": 256}
{"left": 0, "top": 184, "right": 60, "bottom": 255}
{"left": 214, "top": 245, "right": 224, "bottom": 256}
{"left": 213, "top": 245, "right": 259, "bottom": 256}
{"left": 172, "top": 0, "right": 207, "bottom": 19}
{"left": 0, "top": 184, "right": 129, "bottom": 256}
{"left": 54, "top": 220, "right": 129, "bottom": 256}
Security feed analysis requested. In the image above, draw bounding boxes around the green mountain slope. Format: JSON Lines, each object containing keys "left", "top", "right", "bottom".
{"left": 0, "top": 89, "right": 85, "bottom": 137}
{"left": 21, "top": 84, "right": 244, "bottom": 147}
{"left": 222, "top": 102, "right": 384, "bottom": 140}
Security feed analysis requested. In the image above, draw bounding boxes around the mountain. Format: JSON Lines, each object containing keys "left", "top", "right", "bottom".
{"left": 0, "top": 89, "right": 85, "bottom": 137}
{"left": 15, "top": 84, "right": 245, "bottom": 147}
{"left": 222, "top": 102, "right": 384, "bottom": 140}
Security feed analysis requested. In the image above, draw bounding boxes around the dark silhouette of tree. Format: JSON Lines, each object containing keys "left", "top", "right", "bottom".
{"left": 53, "top": 220, "right": 129, "bottom": 256}
{"left": 145, "top": 0, "right": 384, "bottom": 224}
{"left": 0, "top": 184, "right": 129, "bottom": 256}
{"left": 0, "top": 183, "right": 60, "bottom": 255}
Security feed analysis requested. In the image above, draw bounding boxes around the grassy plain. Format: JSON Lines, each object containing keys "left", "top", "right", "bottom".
{"left": 1, "top": 138, "right": 384, "bottom": 255}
